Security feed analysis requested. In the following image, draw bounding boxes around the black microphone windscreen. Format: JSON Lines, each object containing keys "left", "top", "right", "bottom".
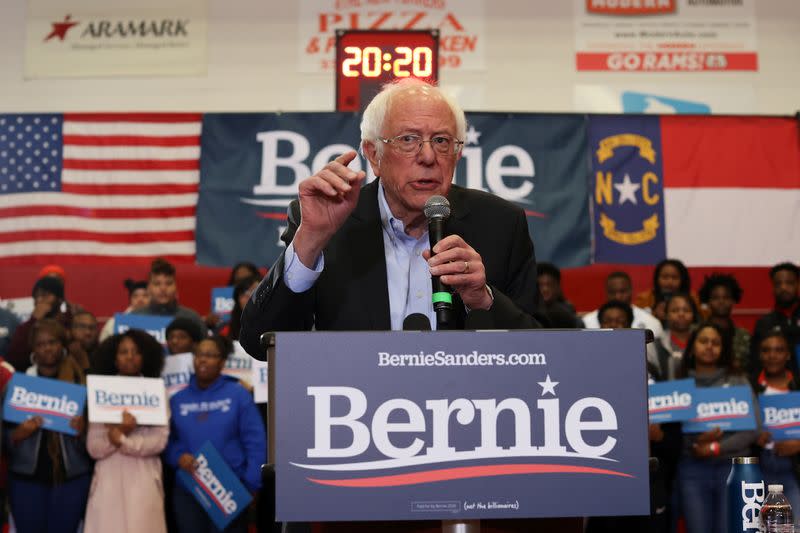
{"left": 464, "top": 309, "right": 495, "bottom": 330}
{"left": 403, "top": 313, "right": 432, "bottom": 331}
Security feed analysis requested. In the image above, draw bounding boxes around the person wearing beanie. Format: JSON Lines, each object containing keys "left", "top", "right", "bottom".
{"left": 5, "top": 276, "right": 73, "bottom": 372}
{"left": 98, "top": 278, "right": 151, "bottom": 343}
{"left": 166, "top": 317, "right": 204, "bottom": 355}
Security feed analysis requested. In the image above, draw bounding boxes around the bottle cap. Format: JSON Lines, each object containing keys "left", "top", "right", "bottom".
{"left": 732, "top": 457, "right": 759, "bottom": 465}
{"left": 768, "top": 484, "right": 784, "bottom": 492}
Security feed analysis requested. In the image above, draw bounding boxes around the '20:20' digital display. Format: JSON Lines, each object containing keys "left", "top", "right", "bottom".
{"left": 342, "top": 46, "right": 434, "bottom": 78}
{"left": 336, "top": 30, "right": 439, "bottom": 112}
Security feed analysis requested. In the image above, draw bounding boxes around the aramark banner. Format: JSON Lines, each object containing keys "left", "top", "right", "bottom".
{"left": 25, "top": 0, "right": 208, "bottom": 79}
{"left": 196, "top": 112, "right": 590, "bottom": 269}
{"left": 760, "top": 392, "right": 800, "bottom": 442}
{"left": 3, "top": 373, "right": 86, "bottom": 435}
{"left": 274, "top": 330, "right": 649, "bottom": 522}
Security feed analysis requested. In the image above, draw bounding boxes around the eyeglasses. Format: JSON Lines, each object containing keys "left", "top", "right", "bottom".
{"left": 378, "top": 134, "right": 464, "bottom": 156}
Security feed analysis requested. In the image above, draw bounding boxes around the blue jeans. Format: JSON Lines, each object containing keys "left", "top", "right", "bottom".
{"left": 761, "top": 449, "right": 800, "bottom": 512}
{"left": 8, "top": 474, "right": 91, "bottom": 533}
{"left": 677, "top": 457, "right": 730, "bottom": 533}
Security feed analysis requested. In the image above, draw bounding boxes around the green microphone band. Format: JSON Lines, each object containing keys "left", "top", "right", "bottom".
{"left": 432, "top": 292, "right": 453, "bottom": 304}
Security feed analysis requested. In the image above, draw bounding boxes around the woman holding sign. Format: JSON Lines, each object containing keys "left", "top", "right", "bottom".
{"left": 752, "top": 330, "right": 800, "bottom": 513}
{"left": 83, "top": 329, "right": 168, "bottom": 533}
{"left": 675, "top": 322, "right": 759, "bottom": 533}
{"left": 165, "top": 335, "right": 266, "bottom": 533}
{"left": 4, "top": 318, "right": 91, "bottom": 533}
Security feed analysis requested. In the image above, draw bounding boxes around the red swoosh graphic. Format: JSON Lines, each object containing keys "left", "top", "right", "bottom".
{"left": 524, "top": 210, "right": 546, "bottom": 219}
{"left": 691, "top": 414, "right": 748, "bottom": 422}
{"left": 256, "top": 212, "right": 288, "bottom": 220}
{"left": 307, "top": 463, "right": 633, "bottom": 488}
{"left": 767, "top": 422, "right": 800, "bottom": 429}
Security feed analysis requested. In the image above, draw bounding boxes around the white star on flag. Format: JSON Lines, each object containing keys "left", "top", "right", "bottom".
{"left": 537, "top": 374, "right": 559, "bottom": 396}
{"left": 614, "top": 174, "right": 641, "bottom": 205}
{"left": 465, "top": 125, "right": 481, "bottom": 145}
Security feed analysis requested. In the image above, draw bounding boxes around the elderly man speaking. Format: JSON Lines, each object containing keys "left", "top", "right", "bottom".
{"left": 240, "top": 79, "right": 539, "bottom": 358}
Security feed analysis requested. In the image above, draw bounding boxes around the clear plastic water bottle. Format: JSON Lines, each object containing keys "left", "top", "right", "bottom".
{"left": 760, "top": 484, "right": 794, "bottom": 533}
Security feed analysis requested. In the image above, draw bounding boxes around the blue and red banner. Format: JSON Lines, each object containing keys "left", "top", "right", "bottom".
{"left": 682, "top": 386, "right": 757, "bottom": 433}
{"left": 648, "top": 378, "right": 695, "bottom": 423}
{"left": 3, "top": 373, "right": 86, "bottom": 435}
{"left": 196, "top": 112, "right": 590, "bottom": 269}
{"left": 177, "top": 441, "right": 253, "bottom": 531}
{"left": 274, "top": 329, "right": 649, "bottom": 521}
{"left": 760, "top": 392, "right": 800, "bottom": 442}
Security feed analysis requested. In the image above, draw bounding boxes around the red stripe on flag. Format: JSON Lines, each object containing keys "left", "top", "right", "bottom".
{"left": 61, "top": 183, "right": 199, "bottom": 195}
{"left": 63, "top": 135, "right": 201, "bottom": 147}
{"left": 0, "top": 254, "right": 195, "bottom": 266}
{"left": 661, "top": 116, "right": 800, "bottom": 189}
{"left": 63, "top": 113, "right": 203, "bottom": 123}
{"left": 62, "top": 159, "right": 199, "bottom": 171}
{"left": 0, "top": 205, "right": 196, "bottom": 219}
{"left": 0, "top": 230, "right": 195, "bottom": 244}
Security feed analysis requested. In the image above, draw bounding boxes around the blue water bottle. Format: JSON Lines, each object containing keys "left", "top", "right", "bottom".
{"left": 727, "top": 456, "right": 765, "bottom": 532}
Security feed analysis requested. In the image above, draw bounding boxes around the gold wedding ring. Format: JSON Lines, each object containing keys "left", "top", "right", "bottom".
{"left": 463, "top": 261, "right": 470, "bottom": 274}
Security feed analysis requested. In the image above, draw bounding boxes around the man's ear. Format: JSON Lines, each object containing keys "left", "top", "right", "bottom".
{"left": 362, "top": 140, "right": 381, "bottom": 176}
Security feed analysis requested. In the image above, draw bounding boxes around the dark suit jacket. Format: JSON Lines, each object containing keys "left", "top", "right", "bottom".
{"left": 240, "top": 180, "right": 539, "bottom": 359}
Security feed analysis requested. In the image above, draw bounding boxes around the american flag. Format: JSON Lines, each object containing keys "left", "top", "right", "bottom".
{"left": 0, "top": 113, "right": 201, "bottom": 265}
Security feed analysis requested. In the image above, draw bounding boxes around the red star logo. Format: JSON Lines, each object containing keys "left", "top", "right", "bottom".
{"left": 44, "top": 15, "right": 79, "bottom": 42}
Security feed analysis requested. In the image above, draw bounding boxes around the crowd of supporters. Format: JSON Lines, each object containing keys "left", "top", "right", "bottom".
{"left": 0, "top": 256, "right": 798, "bottom": 533}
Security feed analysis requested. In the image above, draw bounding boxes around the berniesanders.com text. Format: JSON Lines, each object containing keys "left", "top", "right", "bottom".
{"left": 378, "top": 350, "right": 546, "bottom": 367}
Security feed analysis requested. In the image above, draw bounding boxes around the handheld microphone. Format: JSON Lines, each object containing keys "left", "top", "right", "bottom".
{"left": 424, "top": 195, "right": 453, "bottom": 330}
{"left": 403, "top": 313, "right": 432, "bottom": 331}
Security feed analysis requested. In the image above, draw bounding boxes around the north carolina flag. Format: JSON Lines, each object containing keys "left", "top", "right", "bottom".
{"left": 591, "top": 115, "right": 800, "bottom": 266}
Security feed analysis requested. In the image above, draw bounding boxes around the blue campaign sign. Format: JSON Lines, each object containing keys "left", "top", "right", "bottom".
{"left": 682, "top": 386, "right": 757, "bottom": 434}
{"left": 3, "top": 373, "right": 86, "bottom": 435}
{"left": 274, "top": 330, "right": 650, "bottom": 522}
{"left": 648, "top": 379, "right": 696, "bottom": 423}
{"left": 177, "top": 441, "right": 253, "bottom": 530}
{"left": 211, "top": 287, "right": 234, "bottom": 324}
{"left": 760, "top": 392, "right": 800, "bottom": 441}
{"left": 115, "top": 313, "right": 172, "bottom": 347}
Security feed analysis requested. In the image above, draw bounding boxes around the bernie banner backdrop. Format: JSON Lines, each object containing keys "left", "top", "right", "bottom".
{"left": 2, "top": 111, "right": 798, "bottom": 268}
{"left": 196, "top": 112, "right": 591, "bottom": 269}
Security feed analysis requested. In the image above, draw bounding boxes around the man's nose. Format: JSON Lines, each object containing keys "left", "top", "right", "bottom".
{"left": 416, "top": 141, "right": 437, "bottom": 163}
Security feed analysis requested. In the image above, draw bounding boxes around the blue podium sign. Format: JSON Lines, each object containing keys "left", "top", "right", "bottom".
{"left": 760, "top": 392, "right": 800, "bottom": 441}
{"left": 3, "top": 373, "right": 86, "bottom": 435}
{"left": 648, "top": 379, "right": 696, "bottom": 423}
{"left": 274, "top": 330, "right": 650, "bottom": 522}
{"left": 682, "top": 386, "right": 757, "bottom": 433}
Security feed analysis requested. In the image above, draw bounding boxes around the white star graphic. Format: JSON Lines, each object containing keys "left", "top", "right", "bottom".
{"left": 465, "top": 125, "right": 481, "bottom": 145}
{"left": 537, "top": 374, "right": 559, "bottom": 396}
{"left": 614, "top": 174, "right": 641, "bottom": 205}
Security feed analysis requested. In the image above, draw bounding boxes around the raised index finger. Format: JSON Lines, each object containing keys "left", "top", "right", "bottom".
{"left": 333, "top": 150, "right": 359, "bottom": 167}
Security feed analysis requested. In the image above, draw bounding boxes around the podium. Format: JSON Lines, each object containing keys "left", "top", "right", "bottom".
{"left": 265, "top": 329, "right": 650, "bottom": 531}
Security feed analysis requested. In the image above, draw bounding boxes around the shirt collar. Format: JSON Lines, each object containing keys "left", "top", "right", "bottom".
{"left": 377, "top": 181, "right": 424, "bottom": 245}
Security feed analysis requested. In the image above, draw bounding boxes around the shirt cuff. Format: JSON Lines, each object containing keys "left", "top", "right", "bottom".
{"left": 283, "top": 242, "right": 324, "bottom": 293}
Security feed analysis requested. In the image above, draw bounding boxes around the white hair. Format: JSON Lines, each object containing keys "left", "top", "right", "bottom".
{"left": 360, "top": 79, "right": 467, "bottom": 156}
